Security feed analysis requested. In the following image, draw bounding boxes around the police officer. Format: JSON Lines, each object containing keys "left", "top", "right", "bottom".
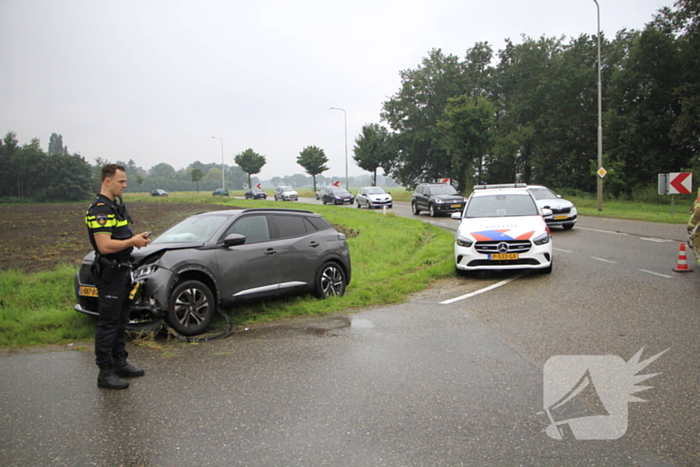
{"left": 86, "top": 164, "right": 150, "bottom": 389}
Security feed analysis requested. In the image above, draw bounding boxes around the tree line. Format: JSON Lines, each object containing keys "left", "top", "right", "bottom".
{"left": 352, "top": 0, "right": 700, "bottom": 198}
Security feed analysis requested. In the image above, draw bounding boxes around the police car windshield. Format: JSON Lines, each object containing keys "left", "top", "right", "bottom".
{"left": 466, "top": 194, "right": 539, "bottom": 218}
{"left": 528, "top": 188, "right": 558, "bottom": 200}
{"left": 152, "top": 215, "right": 229, "bottom": 244}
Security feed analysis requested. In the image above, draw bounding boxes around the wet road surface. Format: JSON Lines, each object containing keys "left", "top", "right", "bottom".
{"left": 1, "top": 213, "right": 698, "bottom": 466}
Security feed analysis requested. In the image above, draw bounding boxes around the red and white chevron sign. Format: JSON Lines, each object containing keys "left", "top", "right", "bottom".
{"left": 669, "top": 172, "right": 692, "bottom": 194}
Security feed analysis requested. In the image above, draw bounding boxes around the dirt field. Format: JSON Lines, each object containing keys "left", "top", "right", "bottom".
{"left": 0, "top": 202, "right": 236, "bottom": 274}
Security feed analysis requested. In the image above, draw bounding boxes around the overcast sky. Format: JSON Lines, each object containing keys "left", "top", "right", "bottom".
{"left": 0, "top": 0, "right": 674, "bottom": 180}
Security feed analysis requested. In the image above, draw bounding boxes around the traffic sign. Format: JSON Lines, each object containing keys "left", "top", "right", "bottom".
{"left": 597, "top": 167, "right": 607, "bottom": 178}
{"left": 669, "top": 172, "right": 692, "bottom": 194}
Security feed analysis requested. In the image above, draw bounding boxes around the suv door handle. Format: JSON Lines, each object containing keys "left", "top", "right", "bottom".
{"left": 309, "top": 241, "right": 319, "bottom": 248}
{"left": 264, "top": 248, "right": 276, "bottom": 255}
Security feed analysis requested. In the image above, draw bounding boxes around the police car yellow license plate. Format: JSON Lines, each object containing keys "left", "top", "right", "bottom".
{"left": 490, "top": 253, "right": 519, "bottom": 260}
{"left": 79, "top": 286, "right": 98, "bottom": 297}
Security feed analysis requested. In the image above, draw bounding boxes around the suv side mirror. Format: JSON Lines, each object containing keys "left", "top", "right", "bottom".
{"left": 223, "top": 233, "right": 246, "bottom": 247}
{"left": 541, "top": 208, "right": 553, "bottom": 217}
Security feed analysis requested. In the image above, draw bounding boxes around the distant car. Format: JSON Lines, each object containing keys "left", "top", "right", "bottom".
{"left": 74, "top": 208, "right": 352, "bottom": 336}
{"left": 322, "top": 187, "right": 355, "bottom": 205}
{"left": 315, "top": 187, "right": 330, "bottom": 200}
{"left": 527, "top": 185, "right": 577, "bottom": 230}
{"left": 411, "top": 183, "right": 466, "bottom": 217}
{"left": 212, "top": 188, "right": 229, "bottom": 197}
{"left": 452, "top": 184, "right": 552, "bottom": 275}
{"left": 244, "top": 188, "right": 267, "bottom": 199}
{"left": 150, "top": 189, "right": 168, "bottom": 197}
{"left": 274, "top": 186, "right": 299, "bottom": 201}
{"left": 356, "top": 187, "right": 392, "bottom": 209}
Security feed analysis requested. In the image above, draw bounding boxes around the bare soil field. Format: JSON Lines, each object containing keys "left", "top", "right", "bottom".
{"left": 0, "top": 202, "right": 235, "bottom": 274}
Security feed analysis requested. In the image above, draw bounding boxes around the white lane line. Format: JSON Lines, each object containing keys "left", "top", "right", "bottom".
{"left": 591, "top": 257, "right": 617, "bottom": 264}
{"left": 640, "top": 237, "right": 674, "bottom": 243}
{"left": 638, "top": 269, "right": 673, "bottom": 279}
{"left": 440, "top": 271, "right": 528, "bottom": 305}
{"left": 576, "top": 227, "right": 628, "bottom": 235}
{"left": 554, "top": 247, "right": 573, "bottom": 253}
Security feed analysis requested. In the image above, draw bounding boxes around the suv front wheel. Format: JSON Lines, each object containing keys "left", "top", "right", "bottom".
{"left": 411, "top": 201, "right": 421, "bottom": 215}
{"left": 429, "top": 204, "right": 437, "bottom": 217}
{"left": 167, "top": 280, "right": 216, "bottom": 336}
{"left": 314, "top": 262, "right": 347, "bottom": 298}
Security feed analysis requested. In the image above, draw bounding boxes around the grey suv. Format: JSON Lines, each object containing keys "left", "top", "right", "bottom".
{"left": 411, "top": 183, "right": 465, "bottom": 217}
{"left": 74, "top": 209, "right": 351, "bottom": 336}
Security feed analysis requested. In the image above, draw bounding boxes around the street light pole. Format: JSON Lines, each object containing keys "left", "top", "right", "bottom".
{"left": 211, "top": 136, "right": 225, "bottom": 191}
{"left": 593, "top": 0, "right": 603, "bottom": 211}
{"left": 329, "top": 107, "right": 349, "bottom": 190}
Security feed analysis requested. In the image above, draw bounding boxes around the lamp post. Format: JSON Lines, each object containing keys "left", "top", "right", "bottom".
{"left": 329, "top": 107, "right": 349, "bottom": 190}
{"left": 592, "top": 0, "right": 603, "bottom": 211}
{"left": 211, "top": 136, "right": 225, "bottom": 191}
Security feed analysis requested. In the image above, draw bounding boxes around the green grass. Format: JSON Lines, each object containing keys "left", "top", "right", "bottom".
{"left": 569, "top": 196, "right": 690, "bottom": 224}
{"left": 0, "top": 265, "right": 96, "bottom": 347}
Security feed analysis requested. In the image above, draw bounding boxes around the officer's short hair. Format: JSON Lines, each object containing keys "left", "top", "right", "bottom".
{"left": 102, "top": 164, "right": 126, "bottom": 181}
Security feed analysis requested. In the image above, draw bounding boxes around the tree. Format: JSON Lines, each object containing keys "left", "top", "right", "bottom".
{"left": 234, "top": 148, "right": 266, "bottom": 189}
{"left": 296, "top": 145, "right": 329, "bottom": 191}
{"left": 438, "top": 95, "right": 496, "bottom": 193}
{"left": 381, "top": 48, "right": 469, "bottom": 187}
{"left": 48, "top": 133, "right": 68, "bottom": 155}
{"left": 149, "top": 163, "right": 176, "bottom": 179}
{"left": 190, "top": 168, "right": 204, "bottom": 192}
{"left": 353, "top": 124, "right": 395, "bottom": 186}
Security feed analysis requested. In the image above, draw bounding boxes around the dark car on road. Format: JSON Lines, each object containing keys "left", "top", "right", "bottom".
{"left": 322, "top": 187, "right": 355, "bottom": 205}
{"left": 411, "top": 183, "right": 465, "bottom": 217}
{"left": 244, "top": 188, "right": 267, "bottom": 199}
{"left": 150, "top": 189, "right": 168, "bottom": 197}
{"left": 74, "top": 209, "right": 352, "bottom": 336}
{"left": 212, "top": 188, "right": 229, "bottom": 196}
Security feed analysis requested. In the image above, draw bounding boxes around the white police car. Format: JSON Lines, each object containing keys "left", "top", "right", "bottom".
{"left": 452, "top": 184, "right": 553, "bottom": 274}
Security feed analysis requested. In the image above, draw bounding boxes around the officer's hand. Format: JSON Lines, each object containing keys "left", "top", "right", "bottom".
{"left": 132, "top": 232, "right": 150, "bottom": 248}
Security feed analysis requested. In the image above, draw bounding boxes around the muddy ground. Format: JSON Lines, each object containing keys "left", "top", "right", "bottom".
{"left": 0, "top": 202, "right": 237, "bottom": 274}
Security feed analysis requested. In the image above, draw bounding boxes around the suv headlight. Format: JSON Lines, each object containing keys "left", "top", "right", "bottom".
{"left": 571, "top": 206, "right": 577, "bottom": 216}
{"left": 455, "top": 235, "right": 473, "bottom": 248}
{"left": 434, "top": 198, "right": 445, "bottom": 204}
{"left": 533, "top": 232, "right": 551, "bottom": 245}
{"left": 134, "top": 263, "right": 158, "bottom": 279}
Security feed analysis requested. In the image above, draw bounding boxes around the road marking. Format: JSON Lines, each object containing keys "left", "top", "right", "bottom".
{"left": 640, "top": 237, "right": 674, "bottom": 243}
{"left": 638, "top": 269, "right": 673, "bottom": 278}
{"left": 591, "top": 257, "right": 617, "bottom": 264}
{"left": 554, "top": 247, "right": 573, "bottom": 253}
{"left": 576, "top": 227, "right": 628, "bottom": 236}
{"left": 440, "top": 271, "right": 528, "bottom": 305}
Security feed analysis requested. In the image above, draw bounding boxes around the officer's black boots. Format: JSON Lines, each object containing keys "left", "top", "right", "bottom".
{"left": 97, "top": 368, "right": 129, "bottom": 390}
{"left": 114, "top": 360, "right": 145, "bottom": 378}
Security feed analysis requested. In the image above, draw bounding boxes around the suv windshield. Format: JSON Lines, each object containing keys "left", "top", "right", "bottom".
{"left": 429, "top": 185, "right": 458, "bottom": 195}
{"left": 466, "top": 194, "right": 538, "bottom": 218}
{"left": 153, "top": 215, "right": 229, "bottom": 243}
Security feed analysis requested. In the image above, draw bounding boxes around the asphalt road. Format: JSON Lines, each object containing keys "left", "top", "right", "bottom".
{"left": 1, "top": 200, "right": 698, "bottom": 466}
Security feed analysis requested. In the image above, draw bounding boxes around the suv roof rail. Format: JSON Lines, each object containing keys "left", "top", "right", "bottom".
{"left": 473, "top": 183, "right": 528, "bottom": 190}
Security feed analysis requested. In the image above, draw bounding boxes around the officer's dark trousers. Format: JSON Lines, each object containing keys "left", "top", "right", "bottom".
{"left": 95, "top": 268, "right": 132, "bottom": 369}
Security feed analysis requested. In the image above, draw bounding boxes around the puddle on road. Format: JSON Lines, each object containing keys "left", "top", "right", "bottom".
{"left": 235, "top": 315, "right": 378, "bottom": 339}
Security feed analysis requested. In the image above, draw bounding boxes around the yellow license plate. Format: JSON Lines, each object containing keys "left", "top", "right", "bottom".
{"left": 490, "top": 253, "right": 519, "bottom": 260}
{"left": 79, "top": 286, "right": 98, "bottom": 297}
{"left": 554, "top": 215, "right": 568, "bottom": 220}
{"left": 451, "top": 204, "right": 462, "bottom": 208}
